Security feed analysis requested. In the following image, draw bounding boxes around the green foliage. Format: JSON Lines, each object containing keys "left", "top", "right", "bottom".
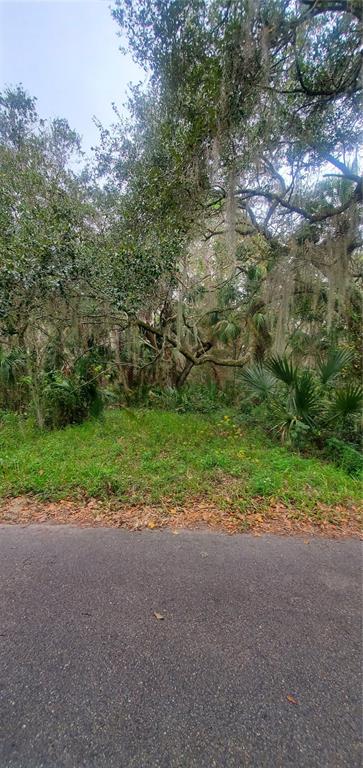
{"left": 325, "top": 438, "right": 362, "bottom": 477}
{"left": 213, "top": 319, "right": 240, "bottom": 344}
{"left": 144, "top": 383, "right": 232, "bottom": 413}
{"left": 41, "top": 374, "right": 82, "bottom": 429}
{"left": 291, "top": 372, "right": 320, "bottom": 427}
{"left": 242, "top": 351, "right": 362, "bottom": 448}
{"left": 318, "top": 349, "right": 354, "bottom": 385}
{"left": 0, "top": 85, "right": 37, "bottom": 147}
{"left": 0, "top": 348, "right": 27, "bottom": 412}
{"left": 329, "top": 384, "right": 363, "bottom": 420}
{"left": 39, "top": 350, "right": 107, "bottom": 429}
{"left": 241, "top": 364, "right": 277, "bottom": 400}
{"left": 0, "top": 409, "right": 360, "bottom": 514}
{"left": 266, "top": 356, "right": 298, "bottom": 387}
{"left": 0, "top": 348, "right": 26, "bottom": 386}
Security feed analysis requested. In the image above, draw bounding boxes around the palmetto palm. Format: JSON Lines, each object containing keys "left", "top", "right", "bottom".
{"left": 0, "top": 348, "right": 26, "bottom": 387}
{"left": 242, "top": 350, "right": 362, "bottom": 444}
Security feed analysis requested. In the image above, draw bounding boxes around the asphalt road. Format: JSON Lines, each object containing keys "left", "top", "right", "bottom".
{"left": 0, "top": 525, "right": 361, "bottom": 768}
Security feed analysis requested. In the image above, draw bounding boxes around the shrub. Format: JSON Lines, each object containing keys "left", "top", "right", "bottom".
{"left": 40, "top": 351, "right": 105, "bottom": 429}
{"left": 241, "top": 351, "right": 362, "bottom": 447}
{"left": 325, "top": 438, "right": 362, "bottom": 477}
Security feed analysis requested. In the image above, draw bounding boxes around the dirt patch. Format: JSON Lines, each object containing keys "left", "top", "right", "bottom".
{"left": 0, "top": 495, "right": 361, "bottom": 537}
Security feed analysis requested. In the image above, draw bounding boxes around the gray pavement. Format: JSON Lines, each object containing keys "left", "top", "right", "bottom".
{"left": 0, "top": 525, "right": 361, "bottom": 767}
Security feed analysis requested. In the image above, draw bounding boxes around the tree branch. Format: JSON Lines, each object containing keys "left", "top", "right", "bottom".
{"left": 301, "top": 0, "right": 362, "bottom": 21}
{"left": 136, "top": 319, "right": 248, "bottom": 369}
{"left": 323, "top": 152, "right": 362, "bottom": 184}
{"left": 237, "top": 179, "right": 362, "bottom": 222}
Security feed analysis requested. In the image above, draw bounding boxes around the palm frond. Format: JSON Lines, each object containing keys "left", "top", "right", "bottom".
{"left": 330, "top": 384, "right": 363, "bottom": 420}
{"left": 0, "top": 348, "right": 26, "bottom": 385}
{"left": 266, "top": 355, "right": 298, "bottom": 386}
{"left": 252, "top": 312, "right": 267, "bottom": 330}
{"left": 291, "top": 371, "right": 320, "bottom": 426}
{"left": 241, "top": 364, "right": 277, "bottom": 400}
{"left": 318, "top": 348, "right": 353, "bottom": 385}
{"left": 214, "top": 320, "right": 240, "bottom": 344}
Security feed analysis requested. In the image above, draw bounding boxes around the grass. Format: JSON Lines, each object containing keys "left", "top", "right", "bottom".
{"left": 0, "top": 409, "right": 361, "bottom": 524}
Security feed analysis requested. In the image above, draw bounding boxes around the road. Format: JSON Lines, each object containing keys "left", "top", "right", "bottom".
{"left": 0, "top": 525, "right": 361, "bottom": 767}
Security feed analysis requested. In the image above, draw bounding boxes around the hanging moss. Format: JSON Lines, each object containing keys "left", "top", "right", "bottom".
{"left": 225, "top": 165, "right": 237, "bottom": 267}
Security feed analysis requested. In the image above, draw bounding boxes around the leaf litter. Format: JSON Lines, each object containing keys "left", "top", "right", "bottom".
{"left": 0, "top": 495, "right": 361, "bottom": 538}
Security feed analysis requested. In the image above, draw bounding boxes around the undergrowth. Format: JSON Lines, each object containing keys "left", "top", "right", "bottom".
{"left": 0, "top": 409, "right": 361, "bottom": 520}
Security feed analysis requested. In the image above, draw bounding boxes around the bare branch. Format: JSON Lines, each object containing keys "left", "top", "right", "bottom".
{"left": 323, "top": 152, "right": 362, "bottom": 183}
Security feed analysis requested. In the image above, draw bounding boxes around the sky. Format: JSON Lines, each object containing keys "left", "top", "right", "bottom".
{"left": 0, "top": 0, "right": 144, "bottom": 154}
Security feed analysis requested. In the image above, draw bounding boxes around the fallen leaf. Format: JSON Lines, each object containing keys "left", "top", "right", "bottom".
{"left": 148, "top": 521, "right": 156, "bottom": 529}
{"left": 287, "top": 694, "right": 298, "bottom": 705}
{"left": 153, "top": 612, "right": 164, "bottom": 620}
{"left": 38, "top": 469, "right": 44, "bottom": 476}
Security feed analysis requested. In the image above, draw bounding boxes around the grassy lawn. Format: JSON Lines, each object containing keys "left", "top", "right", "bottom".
{"left": 0, "top": 409, "right": 361, "bottom": 529}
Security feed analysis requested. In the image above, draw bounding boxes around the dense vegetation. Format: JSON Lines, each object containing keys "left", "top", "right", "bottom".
{"left": 0, "top": 1, "right": 361, "bottom": 491}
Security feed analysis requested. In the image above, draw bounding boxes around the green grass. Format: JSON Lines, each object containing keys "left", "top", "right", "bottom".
{"left": 0, "top": 409, "right": 361, "bottom": 517}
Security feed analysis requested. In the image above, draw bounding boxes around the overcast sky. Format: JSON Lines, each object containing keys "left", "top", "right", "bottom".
{"left": 0, "top": 0, "right": 144, "bottom": 153}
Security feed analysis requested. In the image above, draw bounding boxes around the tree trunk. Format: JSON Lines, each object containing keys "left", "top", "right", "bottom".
{"left": 175, "top": 359, "right": 194, "bottom": 389}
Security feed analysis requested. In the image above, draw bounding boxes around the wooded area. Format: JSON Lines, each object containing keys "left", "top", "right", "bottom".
{"left": 0, "top": 0, "right": 362, "bottom": 476}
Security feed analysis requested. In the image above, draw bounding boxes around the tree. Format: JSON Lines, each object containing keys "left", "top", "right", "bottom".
{"left": 0, "top": 87, "right": 105, "bottom": 425}
{"left": 109, "top": 0, "right": 362, "bottom": 373}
